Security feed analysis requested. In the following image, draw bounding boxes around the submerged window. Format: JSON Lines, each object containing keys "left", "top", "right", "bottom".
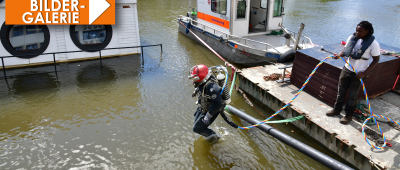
{"left": 273, "top": 0, "right": 283, "bottom": 17}
{"left": 211, "top": 0, "right": 227, "bottom": 15}
{"left": 237, "top": 0, "right": 246, "bottom": 19}
{"left": 260, "top": 0, "right": 267, "bottom": 9}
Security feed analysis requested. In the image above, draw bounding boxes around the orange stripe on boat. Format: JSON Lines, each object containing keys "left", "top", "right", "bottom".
{"left": 198, "top": 12, "right": 204, "bottom": 20}
{"left": 197, "top": 12, "right": 229, "bottom": 29}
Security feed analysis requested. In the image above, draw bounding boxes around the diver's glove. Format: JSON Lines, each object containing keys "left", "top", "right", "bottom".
{"left": 203, "top": 113, "right": 212, "bottom": 125}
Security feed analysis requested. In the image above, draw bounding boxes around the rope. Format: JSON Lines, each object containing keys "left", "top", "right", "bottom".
{"left": 179, "top": 18, "right": 399, "bottom": 149}
{"left": 236, "top": 55, "right": 400, "bottom": 149}
{"left": 237, "top": 57, "right": 333, "bottom": 130}
{"left": 262, "top": 116, "right": 304, "bottom": 123}
{"left": 179, "top": 21, "right": 237, "bottom": 72}
{"left": 393, "top": 74, "right": 399, "bottom": 90}
{"left": 230, "top": 71, "right": 237, "bottom": 96}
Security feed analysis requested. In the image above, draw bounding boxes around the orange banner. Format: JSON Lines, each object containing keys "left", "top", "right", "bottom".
{"left": 6, "top": 0, "right": 115, "bottom": 25}
{"left": 198, "top": 12, "right": 229, "bottom": 29}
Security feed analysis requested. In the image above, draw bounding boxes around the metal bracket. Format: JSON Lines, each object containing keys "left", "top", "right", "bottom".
{"left": 276, "top": 64, "right": 292, "bottom": 83}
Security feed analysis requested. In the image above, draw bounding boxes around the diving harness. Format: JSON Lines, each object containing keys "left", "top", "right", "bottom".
{"left": 191, "top": 65, "right": 238, "bottom": 128}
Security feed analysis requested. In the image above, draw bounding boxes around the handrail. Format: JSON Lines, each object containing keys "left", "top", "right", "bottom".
{"left": 282, "top": 26, "right": 314, "bottom": 48}
{"left": 0, "top": 44, "right": 162, "bottom": 59}
{"left": 228, "top": 34, "right": 282, "bottom": 54}
{"left": 1, "top": 44, "right": 163, "bottom": 79}
{"left": 179, "top": 16, "right": 281, "bottom": 54}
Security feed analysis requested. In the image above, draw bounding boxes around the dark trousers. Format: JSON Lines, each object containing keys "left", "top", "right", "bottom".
{"left": 193, "top": 107, "right": 219, "bottom": 137}
{"left": 334, "top": 67, "right": 362, "bottom": 117}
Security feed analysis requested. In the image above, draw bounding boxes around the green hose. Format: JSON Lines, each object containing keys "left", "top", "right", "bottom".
{"left": 229, "top": 71, "right": 237, "bottom": 96}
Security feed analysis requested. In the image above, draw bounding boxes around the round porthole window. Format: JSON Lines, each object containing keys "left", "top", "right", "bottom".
{"left": 69, "top": 25, "right": 113, "bottom": 52}
{"left": 0, "top": 23, "right": 50, "bottom": 58}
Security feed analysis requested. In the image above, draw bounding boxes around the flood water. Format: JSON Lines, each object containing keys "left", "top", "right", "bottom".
{"left": 1, "top": 0, "right": 399, "bottom": 169}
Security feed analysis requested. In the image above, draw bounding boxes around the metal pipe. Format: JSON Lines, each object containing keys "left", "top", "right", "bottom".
{"left": 226, "top": 105, "right": 354, "bottom": 170}
{"left": 294, "top": 23, "right": 305, "bottom": 50}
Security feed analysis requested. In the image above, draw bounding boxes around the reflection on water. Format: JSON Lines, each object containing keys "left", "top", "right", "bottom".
{"left": 1, "top": 0, "right": 399, "bottom": 169}
{"left": 11, "top": 72, "right": 60, "bottom": 98}
{"left": 76, "top": 63, "right": 116, "bottom": 94}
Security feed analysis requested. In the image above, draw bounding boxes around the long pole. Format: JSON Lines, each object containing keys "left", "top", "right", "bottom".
{"left": 99, "top": 50, "right": 103, "bottom": 68}
{"left": 226, "top": 105, "right": 354, "bottom": 170}
{"left": 53, "top": 54, "right": 58, "bottom": 78}
{"left": 141, "top": 47, "right": 144, "bottom": 65}
{"left": 1, "top": 58, "right": 6, "bottom": 78}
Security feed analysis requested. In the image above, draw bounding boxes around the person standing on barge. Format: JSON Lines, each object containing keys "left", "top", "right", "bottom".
{"left": 326, "top": 21, "right": 380, "bottom": 124}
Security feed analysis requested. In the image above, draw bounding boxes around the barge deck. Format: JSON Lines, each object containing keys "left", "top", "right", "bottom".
{"left": 238, "top": 63, "right": 400, "bottom": 170}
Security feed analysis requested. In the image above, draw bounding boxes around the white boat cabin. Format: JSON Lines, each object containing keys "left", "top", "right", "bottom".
{"left": 195, "top": 0, "right": 285, "bottom": 36}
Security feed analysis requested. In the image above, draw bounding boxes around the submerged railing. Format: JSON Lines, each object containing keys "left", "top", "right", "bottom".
{"left": 0, "top": 44, "right": 163, "bottom": 79}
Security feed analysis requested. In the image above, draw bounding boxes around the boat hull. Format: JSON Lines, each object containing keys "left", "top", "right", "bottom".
{"left": 178, "top": 22, "right": 278, "bottom": 67}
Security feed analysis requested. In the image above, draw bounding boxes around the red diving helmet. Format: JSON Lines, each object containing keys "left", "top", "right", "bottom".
{"left": 188, "top": 64, "right": 211, "bottom": 86}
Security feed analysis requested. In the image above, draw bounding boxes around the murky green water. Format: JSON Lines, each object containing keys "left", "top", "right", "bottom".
{"left": 1, "top": 0, "right": 399, "bottom": 169}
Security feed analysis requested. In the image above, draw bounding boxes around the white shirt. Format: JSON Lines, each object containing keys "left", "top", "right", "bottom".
{"left": 344, "top": 35, "right": 380, "bottom": 73}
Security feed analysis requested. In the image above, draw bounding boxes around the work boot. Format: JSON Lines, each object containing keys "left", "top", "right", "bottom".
{"left": 340, "top": 116, "right": 353, "bottom": 124}
{"left": 326, "top": 109, "right": 341, "bottom": 116}
{"left": 205, "top": 134, "right": 220, "bottom": 144}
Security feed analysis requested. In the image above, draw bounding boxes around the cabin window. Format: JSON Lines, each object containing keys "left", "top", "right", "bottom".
{"left": 12, "top": 26, "right": 24, "bottom": 37}
{"left": 211, "top": 0, "right": 227, "bottom": 15}
{"left": 0, "top": 23, "right": 50, "bottom": 58}
{"left": 237, "top": 0, "right": 246, "bottom": 19}
{"left": 273, "top": 0, "right": 283, "bottom": 17}
{"left": 9, "top": 25, "right": 45, "bottom": 51}
{"left": 260, "top": 0, "right": 267, "bottom": 9}
{"left": 69, "top": 25, "right": 113, "bottom": 52}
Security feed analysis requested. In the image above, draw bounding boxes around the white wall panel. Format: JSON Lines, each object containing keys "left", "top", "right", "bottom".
{"left": 0, "top": 1, "right": 140, "bottom": 67}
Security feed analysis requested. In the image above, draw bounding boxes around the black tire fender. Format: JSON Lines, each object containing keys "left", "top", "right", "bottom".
{"left": 278, "top": 49, "right": 296, "bottom": 63}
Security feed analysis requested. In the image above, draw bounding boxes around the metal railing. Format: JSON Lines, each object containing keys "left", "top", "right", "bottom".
{"left": 0, "top": 44, "right": 163, "bottom": 79}
{"left": 178, "top": 15, "right": 281, "bottom": 54}
{"left": 283, "top": 26, "right": 314, "bottom": 49}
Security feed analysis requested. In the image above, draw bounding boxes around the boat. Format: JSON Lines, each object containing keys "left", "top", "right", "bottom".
{"left": 0, "top": 0, "right": 140, "bottom": 69}
{"left": 178, "top": 0, "right": 314, "bottom": 67}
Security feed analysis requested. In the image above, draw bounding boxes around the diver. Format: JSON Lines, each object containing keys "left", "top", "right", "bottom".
{"left": 188, "top": 64, "right": 238, "bottom": 144}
